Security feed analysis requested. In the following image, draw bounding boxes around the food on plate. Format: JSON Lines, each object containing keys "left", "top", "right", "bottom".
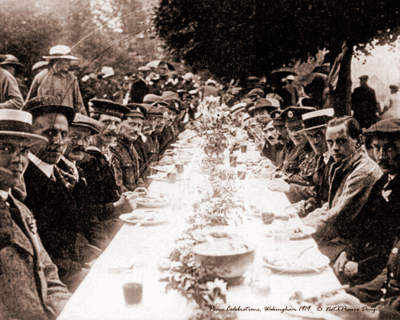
{"left": 263, "top": 253, "right": 330, "bottom": 273}
{"left": 126, "top": 214, "right": 155, "bottom": 222}
{"left": 195, "top": 238, "right": 251, "bottom": 256}
{"left": 264, "top": 224, "right": 315, "bottom": 240}
{"left": 261, "top": 212, "right": 275, "bottom": 225}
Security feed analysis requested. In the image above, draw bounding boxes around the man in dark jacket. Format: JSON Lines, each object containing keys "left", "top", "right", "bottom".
{"left": 129, "top": 66, "right": 149, "bottom": 103}
{"left": 333, "top": 119, "right": 400, "bottom": 286}
{"left": 351, "top": 75, "right": 380, "bottom": 129}
{"left": 23, "top": 95, "right": 90, "bottom": 292}
{"left": 302, "top": 116, "right": 382, "bottom": 262}
{"left": 0, "top": 109, "right": 71, "bottom": 320}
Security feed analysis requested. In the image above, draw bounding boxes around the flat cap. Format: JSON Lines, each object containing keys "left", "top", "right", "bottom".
{"left": 246, "top": 88, "right": 264, "bottom": 98}
{"left": 247, "top": 98, "right": 279, "bottom": 117}
{"left": 364, "top": 119, "right": 400, "bottom": 135}
{"left": 72, "top": 113, "right": 101, "bottom": 135}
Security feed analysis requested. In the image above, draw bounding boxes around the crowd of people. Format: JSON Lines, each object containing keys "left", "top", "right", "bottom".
{"left": 1, "top": 44, "right": 400, "bottom": 319}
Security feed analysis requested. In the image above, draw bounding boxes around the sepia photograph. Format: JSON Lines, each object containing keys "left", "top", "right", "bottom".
{"left": 1, "top": 0, "right": 400, "bottom": 319}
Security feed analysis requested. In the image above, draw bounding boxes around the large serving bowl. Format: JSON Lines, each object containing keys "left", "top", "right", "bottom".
{"left": 193, "top": 238, "right": 255, "bottom": 279}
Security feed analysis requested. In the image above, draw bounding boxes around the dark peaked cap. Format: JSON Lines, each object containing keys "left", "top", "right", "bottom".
{"left": 24, "top": 95, "right": 75, "bottom": 124}
{"left": 90, "top": 99, "right": 130, "bottom": 119}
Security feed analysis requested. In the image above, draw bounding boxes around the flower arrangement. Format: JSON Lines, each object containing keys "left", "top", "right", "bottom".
{"left": 160, "top": 120, "right": 242, "bottom": 320}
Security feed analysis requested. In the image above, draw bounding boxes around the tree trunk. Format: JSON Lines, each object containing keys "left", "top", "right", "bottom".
{"left": 333, "top": 48, "right": 353, "bottom": 116}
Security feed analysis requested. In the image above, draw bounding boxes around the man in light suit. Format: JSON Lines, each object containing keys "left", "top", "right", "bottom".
{"left": 0, "top": 109, "right": 71, "bottom": 319}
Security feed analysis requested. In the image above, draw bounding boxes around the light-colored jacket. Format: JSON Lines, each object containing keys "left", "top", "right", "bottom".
{"left": 0, "top": 195, "right": 71, "bottom": 320}
{"left": 302, "top": 146, "right": 382, "bottom": 259}
{"left": 0, "top": 68, "right": 23, "bottom": 109}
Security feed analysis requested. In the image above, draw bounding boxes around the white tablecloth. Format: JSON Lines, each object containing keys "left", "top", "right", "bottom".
{"left": 58, "top": 146, "right": 342, "bottom": 320}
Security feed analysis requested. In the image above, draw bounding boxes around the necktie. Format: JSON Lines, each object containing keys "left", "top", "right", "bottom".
{"left": 54, "top": 166, "right": 76, "bottom": 190}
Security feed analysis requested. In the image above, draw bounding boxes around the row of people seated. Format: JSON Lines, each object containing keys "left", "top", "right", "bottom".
{"left": 235, "top": 90, "right": 400, "bottom": 318}
{"left": 0, "top": 91, "right": 188, "bottom": 319}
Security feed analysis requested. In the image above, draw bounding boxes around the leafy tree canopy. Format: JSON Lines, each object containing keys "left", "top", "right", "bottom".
{"left": 154, "top": 0, "right": 400, "bottom": 79}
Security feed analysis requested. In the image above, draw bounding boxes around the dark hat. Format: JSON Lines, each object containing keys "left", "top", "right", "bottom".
{"left": 246, "top": 88, "right": 264, "bottom": 98}
{"left": 266, "top": 93, "right": 283, "bottom": 105}
{"left": 126, "top": 103, "right": 147, "bottom": 118}
{"left": 162, "top": 91, "right": 181, "bottom": 113}
{"left": 247, "top": 98, "right": 279, "bottom": 117}
{"left": 301, "top": 108, "right": 334, "bottom": 131}
{"left": 281, "top": 106, "right": 316, "bottom": 128}
{"left": 24, "top": 96, "right": 75, "bottom": 125}
{"left": 271, "top": 109, "right": 284, "bottom": 126}
{"left": 90, "top": 99, "right": 130, "bottom": 119}
{"left": 364, "top": 119, "right": 400, "bottom": 136}
{"left": 359, "top": 75, "right": 368, "bottom": 80}
{"left": 0, "top": 109, "right": 48, "bottom": 147}
{"left": 71, "top": 113, "right": 101, "bottom": 135}
{"left": 0, "top": 54, "right": 23, "bottom": 67}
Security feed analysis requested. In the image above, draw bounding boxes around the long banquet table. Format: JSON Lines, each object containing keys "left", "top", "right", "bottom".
{"left": 58, "top": 140, "right": 342, "bottom": 320}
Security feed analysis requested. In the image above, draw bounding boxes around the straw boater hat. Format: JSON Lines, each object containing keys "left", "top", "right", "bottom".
{"left": 230, "top": 102, "right": 247, "bottom": 117}
{"left": 24, "top": 95, "right": 76, "bottom": 125}
{"left": 0, "top": 109, "right": 48, "bottom": 147}
{"left": 42, "top": 45, "right": 78, "bottom": 60}
{"left": 301, "top": 108, "right": 335, "bottom": 131}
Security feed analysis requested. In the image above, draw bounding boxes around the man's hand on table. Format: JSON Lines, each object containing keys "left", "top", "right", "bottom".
{"left": 322, "top": 293, "right": 380, "bottom": 319}
{"left": 114, "top": 192, "right": 142, "bottom": 215}
{"left": 301, "top": 205, "right": 328, "bottom": 230}
{"left": 268, "top": 179, "right": 290, "bottom": 193}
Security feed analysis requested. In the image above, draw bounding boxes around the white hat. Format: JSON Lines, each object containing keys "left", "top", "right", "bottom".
{"left": 182, "top": 72, "right": 194, "bottom": 81}
{"left": 101, "top": 66, "right": 115, "bottom": 79}
{"left": 205, "top": 79, "right": 217, "bottom": 86}
{"left": 43, "top": 45, "right": 78, "bottom": 60}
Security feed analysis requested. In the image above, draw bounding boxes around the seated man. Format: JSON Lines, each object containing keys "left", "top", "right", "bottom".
{"left": 268, "top": 108, "right": 334, "bottom": 206}
{"left": 342, "top": 237, "right": 400, "bottom": 319}
{"left": 261, "top": 120, "right": 282, "bottom": 166}
{"left": 65, "top": 113, "right": 138, "bottom": 250}
{"left": 0, "top": 109, "right": 70, "bottom": 319}
{"left": 302, "top": 116, "right": 382, "bottom": 262}
{"left": 333, "top": 119, "right": 400, "bottom": 285}
{"left": 23, "top": 96, "right": 89, "bottom": 292}
{"left": 270, "top": 106, "right": 315, "bottom": 178}
{"left": 110, "top": 107, "right": 145, "bottom": 193}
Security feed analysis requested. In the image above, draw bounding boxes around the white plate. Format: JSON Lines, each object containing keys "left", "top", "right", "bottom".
{"left": 119, "top": 210, "right": 168, "bottom": 226}
{"left": 151, "top": 175, "right": 183, "bottom": 182}
{"left": 262, "top": 255, "right": 329, "bottom": 274}
{"left": 264, "top": 225, "right": 316, "bottom": 240}
{"left": 171, "top": 143, "right": 195, "bottom": 149}
{"left": 136, "top": 197, "right": 169, "bottom": 208}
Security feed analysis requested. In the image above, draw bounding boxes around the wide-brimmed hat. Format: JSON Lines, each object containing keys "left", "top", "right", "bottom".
{"left": 90, "top": 99, "right": 130, "bottom": 119}
{"left": 0, "top": 54, "right": 23, "bottom": 67}
{"left": 71, "top": 113, "right": 101, "bottom": 135}
{"left": 24, "top": 96, "right": 75, "bottom": 125}
{"left": 43, "top": 45, "right": 78, "bottom": 60}
{"left": 32, "top": 61, "right": 49, "bottom": 71}
{"left": 0, "top": 110, "right": 48, "bottom": 149}
{"left": 138, "top": 66, "right": 150, "bottom": 72}
{"left": 100, "top": 66, "right": 114, "bottom": 79}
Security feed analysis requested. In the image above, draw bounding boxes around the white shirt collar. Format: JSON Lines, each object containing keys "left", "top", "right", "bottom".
{"left": 28, "top": 153, "right": 54, "bottom": 179}
{"left": 323, "top": 151, "right": 331, "bottom": 165}
{"left": 0, "top": 189, "right": 10, "bottom": 202}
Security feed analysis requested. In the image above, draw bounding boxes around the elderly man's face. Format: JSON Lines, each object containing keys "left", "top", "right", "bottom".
{"left": 32, "top": 113, "right": 69, "bottom": 164}
{"left": 287, "top": 122, "right": 308, "bottom": 146}
{"left": 306, "top": 127, "right": 328, "bottom": 155}
{"left": 119, "top": 117, "right": 142, "bottom": 141}
{"left": 326, "top": 123, "right": 358, "bottom": 163}
{"left": 66, "top": 126, "right": 91, "bottom": 162}
{"left": 98, "top": 114, "right": 121, "bottom": 145}
{"left": 372, "top": 136, "right": 400, "bottom": 174}
{"left": 0, "top": 137, "right": 31, "bottom": 189}
{"left": 54, "top": 59, "right": 71, "bottom": 73}
{"left": 275, "top": 125, "right": 291, "bottom": 145}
